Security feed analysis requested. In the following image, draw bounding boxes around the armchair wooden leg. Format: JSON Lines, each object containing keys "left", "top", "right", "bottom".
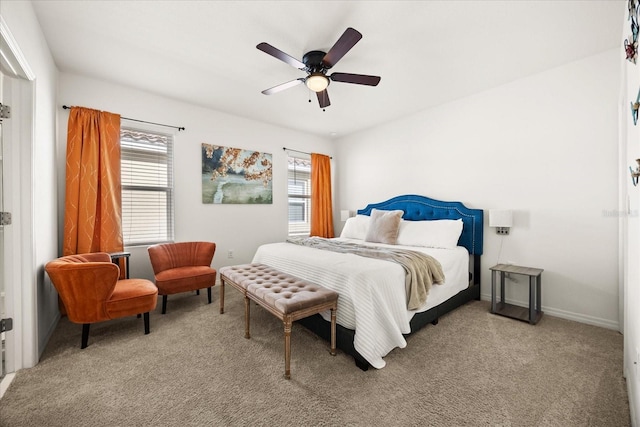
{"left": 161, "top": 295, "right": 168, "bottom": 314}
{"left": 143, "top": 312, "right": 150, "bottom": 335}
{"left": 81, "top": 324, "right": 90, "bottom": 349}
{"left": 207, "top": 287, "right": 212, "bottom": 304}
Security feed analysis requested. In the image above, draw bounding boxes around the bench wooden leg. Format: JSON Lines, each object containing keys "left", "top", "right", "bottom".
{"left": 219, "top": 280, "right": 225, "bottom": 314}
{"left": 244, "top": 295, "right": 251, "bottom": 339}
{"left": 284, "top": 317, "right": 292, "bottom": 380}
{"left": 330, "top": 306, "right": 337, "bottom": 356}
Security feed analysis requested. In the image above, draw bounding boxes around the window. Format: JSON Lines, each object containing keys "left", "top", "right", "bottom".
{"left": 120, "top": 128, "right": 174, "bottom": 246}
{"left": 287, "top": 155, "right": 311, "bottom": 236}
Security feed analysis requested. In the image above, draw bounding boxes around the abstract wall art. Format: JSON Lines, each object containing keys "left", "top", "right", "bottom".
{"left": 201, "top": 144, "right": 273, "bottom": 204}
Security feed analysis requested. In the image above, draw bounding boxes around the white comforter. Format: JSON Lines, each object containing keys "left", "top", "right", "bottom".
{"left": 252, "top": 237, "right": 469, "bottom": 368}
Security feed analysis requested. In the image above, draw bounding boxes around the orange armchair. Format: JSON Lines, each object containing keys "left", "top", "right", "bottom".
{"left": 45, "top": 252, "right": 158, "bottom": 349}
{"left": 147, "top": 241, "right": 217, "bottom": 314}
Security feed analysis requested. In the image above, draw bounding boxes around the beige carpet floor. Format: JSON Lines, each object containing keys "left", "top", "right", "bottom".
{"left": 0, "top": 289, "right": 630, "bottom": 426}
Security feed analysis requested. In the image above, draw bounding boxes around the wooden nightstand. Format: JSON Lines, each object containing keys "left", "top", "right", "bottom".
{"left": 490, "top": 264, "right": 543, "bottom": 325}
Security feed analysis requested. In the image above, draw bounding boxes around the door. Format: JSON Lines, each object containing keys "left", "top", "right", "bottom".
{"left": 0, "top": 17, "right": 37, "bottom": 387}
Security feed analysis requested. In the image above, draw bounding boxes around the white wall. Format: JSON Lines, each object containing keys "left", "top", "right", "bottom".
{"left": 57, "top": 73, "right": 334, "bottom": 281}
{"left": 1, "top": 1, "right": 59, "bottom": 364}
{"left": 336, "top": 49, "right": 621, "bottom": 329}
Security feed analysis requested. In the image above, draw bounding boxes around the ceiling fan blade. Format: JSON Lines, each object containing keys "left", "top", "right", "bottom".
{"left": 322, "top": 27, "right": 362, "bottom": 69}
{"left": 257, "top": 42, "right": 306, "bottom": 69}
{"left": 261, "top": 79, "right": 304, "bottom": 95}
{"left": 317, "top": 89, "right": 330, "bottom": 108}
{"left": 330, "top": 72, "right": 381, "bottom": 86}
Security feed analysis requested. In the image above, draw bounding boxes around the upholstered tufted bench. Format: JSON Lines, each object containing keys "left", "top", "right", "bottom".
{"left": 219, "top": 263, "right": 338, "bottom": 379}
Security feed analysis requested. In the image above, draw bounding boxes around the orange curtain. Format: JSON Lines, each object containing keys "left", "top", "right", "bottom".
{"left": 63, "top": 107, "right": 124, "bottom": 256}
{"left": 310, "top": 153, "right": 334, "bottom": 238}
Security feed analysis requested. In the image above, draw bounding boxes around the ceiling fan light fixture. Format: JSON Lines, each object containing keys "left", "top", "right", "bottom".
{"left": 306, "top": 73, "right": 329, "bottom": 92}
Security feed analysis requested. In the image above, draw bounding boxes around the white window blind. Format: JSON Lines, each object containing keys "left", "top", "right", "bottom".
{"left": 287, "top": 155, "right": 311, "bottom": 236}
{"left": 121, "top": 128, "right": 174, "bottom": 246}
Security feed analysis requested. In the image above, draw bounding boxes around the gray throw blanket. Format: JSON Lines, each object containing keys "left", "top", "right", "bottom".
{"left": 286, "top": 237, "right": 445, "bottom": 310}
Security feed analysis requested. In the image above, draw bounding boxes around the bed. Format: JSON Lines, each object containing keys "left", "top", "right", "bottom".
{"left": 252, "top": 194, "right": 483, "bottom": 370}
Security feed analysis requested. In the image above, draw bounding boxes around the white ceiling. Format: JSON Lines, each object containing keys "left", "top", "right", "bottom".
{"left": 31, "top": 0, "right": 624, "bottom": 138}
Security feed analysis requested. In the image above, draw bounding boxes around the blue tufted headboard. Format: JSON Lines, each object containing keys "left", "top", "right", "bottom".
{"left": 356, "top": 194, "right": 484, "bottom": 255}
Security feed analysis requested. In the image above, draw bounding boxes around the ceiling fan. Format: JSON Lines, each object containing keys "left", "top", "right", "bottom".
{"left": 257, "top": 27, "right": 381, "bottom": 110}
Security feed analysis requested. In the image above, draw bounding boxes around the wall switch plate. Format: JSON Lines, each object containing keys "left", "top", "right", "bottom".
{"left": 227, "top": 250, "right": 234, "bottom": 259}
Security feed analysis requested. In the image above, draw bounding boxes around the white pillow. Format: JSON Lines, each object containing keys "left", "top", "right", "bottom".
{"left": 340, "top": 215, "right": 370, "bottom": 240}
{"left": 396, "top": 219, "right": 463, "bottom": 249}
{"left": 364, "top": 209, "right": 404, "bottom": 244}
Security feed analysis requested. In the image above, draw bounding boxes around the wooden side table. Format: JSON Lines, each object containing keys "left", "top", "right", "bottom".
{"left": 490, "top": 264, "right": 543, "bottom": 325}
{"left": 109, "top": 251, "right": 131, "bottom": 279}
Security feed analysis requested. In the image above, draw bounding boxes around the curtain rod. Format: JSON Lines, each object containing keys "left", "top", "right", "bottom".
{"left": 62, "top": 105, "right": 185, "bottom": 131}
{"left": 282, "top": 147, "right": 332, "bottom": 159}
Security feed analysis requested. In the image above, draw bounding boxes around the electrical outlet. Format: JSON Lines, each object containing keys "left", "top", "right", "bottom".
{"left": 228, "top": 250, "right": 234, "bottom": 259}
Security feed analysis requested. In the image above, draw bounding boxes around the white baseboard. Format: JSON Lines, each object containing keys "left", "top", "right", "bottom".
{"left": 627, "top": 366, "right": 638, "bottom": 427}
{"left": 0, "top": 372, "right": 15, "bottom": 400}
{"left": 480, "top": 293, "right": 620, "bottom": 331}
{"left": 39, "top": 313, "right": 61, "bottom": 359}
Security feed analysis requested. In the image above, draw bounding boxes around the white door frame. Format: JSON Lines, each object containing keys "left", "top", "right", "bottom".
{"left": 0, "top": 15, "right": 37, "bottom": 397}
